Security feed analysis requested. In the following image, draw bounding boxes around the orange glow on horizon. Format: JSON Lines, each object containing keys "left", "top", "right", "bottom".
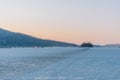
{"left": 1, "top": 26, "right": 119, "bottom": 45}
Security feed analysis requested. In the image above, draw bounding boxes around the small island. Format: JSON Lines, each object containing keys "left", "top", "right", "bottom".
{"left": 81, "top": 42, "right": 93, "bottom": 47}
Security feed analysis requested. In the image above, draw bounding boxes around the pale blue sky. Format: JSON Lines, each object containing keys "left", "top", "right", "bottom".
{"left": 0, "top": 0, "right": 120, "bottom": 44}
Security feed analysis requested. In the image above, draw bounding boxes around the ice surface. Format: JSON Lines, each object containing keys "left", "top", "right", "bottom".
{"left": 0, "top": 47, "right": 120, "bottom": 80}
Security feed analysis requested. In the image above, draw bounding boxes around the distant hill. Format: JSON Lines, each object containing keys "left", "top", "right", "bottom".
{"left": 0, "top": 28, "right": 78, "bottom": 47}
{"left": 104, "top": 44, "right": 120, "bottom": 47}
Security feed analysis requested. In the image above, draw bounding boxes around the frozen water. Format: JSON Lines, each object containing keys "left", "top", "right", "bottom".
{"left": 0, "top": 47, "right": 120, "bottom": 80}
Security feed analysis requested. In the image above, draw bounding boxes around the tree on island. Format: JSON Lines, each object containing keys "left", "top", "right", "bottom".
{"left": 81, "top": 42, "right": 93, "bottom": 47}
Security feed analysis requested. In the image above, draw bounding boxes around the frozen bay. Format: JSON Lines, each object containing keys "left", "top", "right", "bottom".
{"left": 0, "top": 47, "right": 120, "bottom": 80}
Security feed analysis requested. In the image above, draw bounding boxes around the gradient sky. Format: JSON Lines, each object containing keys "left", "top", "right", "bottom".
{"left": 0, "top": 0, "right": 120, "bottom": 45}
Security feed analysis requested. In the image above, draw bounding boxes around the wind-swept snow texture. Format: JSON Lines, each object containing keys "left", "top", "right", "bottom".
{"left": 0, "top": 47, "right": 120, "bottom": 80}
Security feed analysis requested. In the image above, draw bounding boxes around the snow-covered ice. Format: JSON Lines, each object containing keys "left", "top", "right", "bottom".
{"left": 0, "top": 47, "right": 120, "bottom": 80}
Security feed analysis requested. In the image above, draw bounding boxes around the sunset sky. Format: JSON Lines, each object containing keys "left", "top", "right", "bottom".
{"left": 0, "top": 0, "right": 120, "bottom": 45}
